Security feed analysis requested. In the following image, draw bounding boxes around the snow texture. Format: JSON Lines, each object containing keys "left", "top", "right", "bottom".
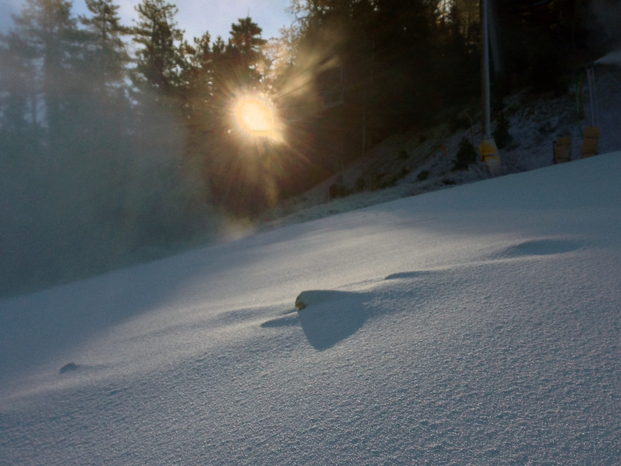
{"left": 1, "top": 153, "right": 621, "bottom": 465}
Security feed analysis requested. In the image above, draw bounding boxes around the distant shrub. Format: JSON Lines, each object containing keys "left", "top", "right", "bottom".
{"left": 417, "top": 170, "right": 430, "bottom": 181}
{"left": 493, "top": 112, "right": 514, "bottom": 149}
{"left": 453, "top": 137, "right": 478, "bottom": 171}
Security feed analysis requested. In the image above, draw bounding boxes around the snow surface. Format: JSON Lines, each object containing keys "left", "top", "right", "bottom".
{"left": 1, "top": 153, "right": 621, "bottom": 465}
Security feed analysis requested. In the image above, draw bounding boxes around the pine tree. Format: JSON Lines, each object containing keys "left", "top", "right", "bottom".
{"left": 9, "top": 0, "right": 83, "bottom": 148}
{"left": 80, "top": 0, "right": 130, "bottom": 90}
{"left": 131, "top": 0, "right": 185, "bottom": 96}
{"left": 230, "top": 16, "right": 267, "bottom": 83}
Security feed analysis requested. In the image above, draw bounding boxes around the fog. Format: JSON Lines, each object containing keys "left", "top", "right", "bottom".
{"left": 3, "top": 0, "right": 618, "bottom": 300}
{"left": 0, "top": 105, "right": 220, "bottom": 299}
{"left": 0, "top": 0, "right": 299, "bottom": 299}
{"left": 0, "top": 55, "right": 221, "bottom": 299}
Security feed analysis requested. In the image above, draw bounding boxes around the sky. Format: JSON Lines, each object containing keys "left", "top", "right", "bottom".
{"left": 0, "top": 0, "right": 293, "bottom": 42}
{"left": 1, "top": 152, "right": 620, "bottom": 464}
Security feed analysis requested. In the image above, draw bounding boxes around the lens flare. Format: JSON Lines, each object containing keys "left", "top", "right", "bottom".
{"left": 234, "top": 96, "right": 276, "bottom": 136}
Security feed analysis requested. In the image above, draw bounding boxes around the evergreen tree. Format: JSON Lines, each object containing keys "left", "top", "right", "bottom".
{"left": 8, "top": 0, "right": 83, "bottom": 149}
{"left": 229, "top": 17, "right": 267, "bottom": 85}
{"left": 79, "top": 0, "right": 130, "bottom": 90}
{"left": 131, "top": 0, "right": 186, "bottom": 96}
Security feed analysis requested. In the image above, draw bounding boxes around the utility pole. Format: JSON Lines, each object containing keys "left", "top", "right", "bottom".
{"left": 479, "top": 0, "right": 501, "bottom": 175}
{"left": 482, "top": 0, "right": 491, "bottom": 140}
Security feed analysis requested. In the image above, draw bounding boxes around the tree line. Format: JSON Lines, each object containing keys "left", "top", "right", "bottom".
{"left": 0, "top": 0, "right": 616, "bottom": 297}
{"left": 273, "top": 0, "right": 616, "bottom": 175}
{"left": 0, "top": 0, "right": 273, "bottom": 296}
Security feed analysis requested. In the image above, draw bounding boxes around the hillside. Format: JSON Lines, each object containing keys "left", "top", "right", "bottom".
{"left": 1, "top": 151, "right": 620, "bottom": 465}
{"left": 258, "top": 57, "right": 621, "bottom": 231}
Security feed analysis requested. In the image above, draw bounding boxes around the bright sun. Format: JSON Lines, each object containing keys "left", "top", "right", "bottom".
{"left": 234, "top": 96, "right": 276, "bottom": 136}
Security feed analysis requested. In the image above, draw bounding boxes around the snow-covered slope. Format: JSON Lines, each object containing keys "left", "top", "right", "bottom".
{"left": 1, "top": 153, "right": 620, "bottom": 465}
{"left": 259, "top": 61, "right": 621, "bottom": 231}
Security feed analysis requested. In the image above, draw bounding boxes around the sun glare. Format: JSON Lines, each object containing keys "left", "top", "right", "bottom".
{"left": 234, "top": 96, "right": 276, "bottom": 136}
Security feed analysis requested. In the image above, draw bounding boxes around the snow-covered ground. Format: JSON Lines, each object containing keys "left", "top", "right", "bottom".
{"left": 1, "top": 152, "right": 620, "bottom": 465}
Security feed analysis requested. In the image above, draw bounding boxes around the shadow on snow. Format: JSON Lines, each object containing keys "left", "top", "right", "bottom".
{"left": 261, "top": 290, "right": 372, "bottom": 351}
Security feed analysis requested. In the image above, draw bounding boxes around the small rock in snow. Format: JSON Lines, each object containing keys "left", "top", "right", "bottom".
{"left": 59, "top": 362, "right": 79, "bottom": 374}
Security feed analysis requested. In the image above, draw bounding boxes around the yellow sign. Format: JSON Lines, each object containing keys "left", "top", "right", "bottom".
{"left": 479, "top": 139, "right": 499, "bottom": 158}
{"left": 581, "top": 126, "right": 600, "bottom": 159}
{"left": 479, "top": 138, "right": 501, "bottom": 175}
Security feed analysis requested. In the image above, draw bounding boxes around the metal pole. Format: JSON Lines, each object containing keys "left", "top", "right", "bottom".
{"left": 482, "top": 0, "right": 492, "bottom": 140}
{"left": 489, "top": 0, "right": 502, "bottom": 75}
{"left": 478, "top": 0, "right": 500, "bottom": 175}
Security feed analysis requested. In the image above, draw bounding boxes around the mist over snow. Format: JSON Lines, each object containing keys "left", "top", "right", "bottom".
{"left": 0, "top": 94, "right": 220, "bottom": 298}
{"left": 0, "top": 0, "right": 280, "bottom": 300}
{"left": 1, "top": 152, "right": 620, "bottom": 465}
